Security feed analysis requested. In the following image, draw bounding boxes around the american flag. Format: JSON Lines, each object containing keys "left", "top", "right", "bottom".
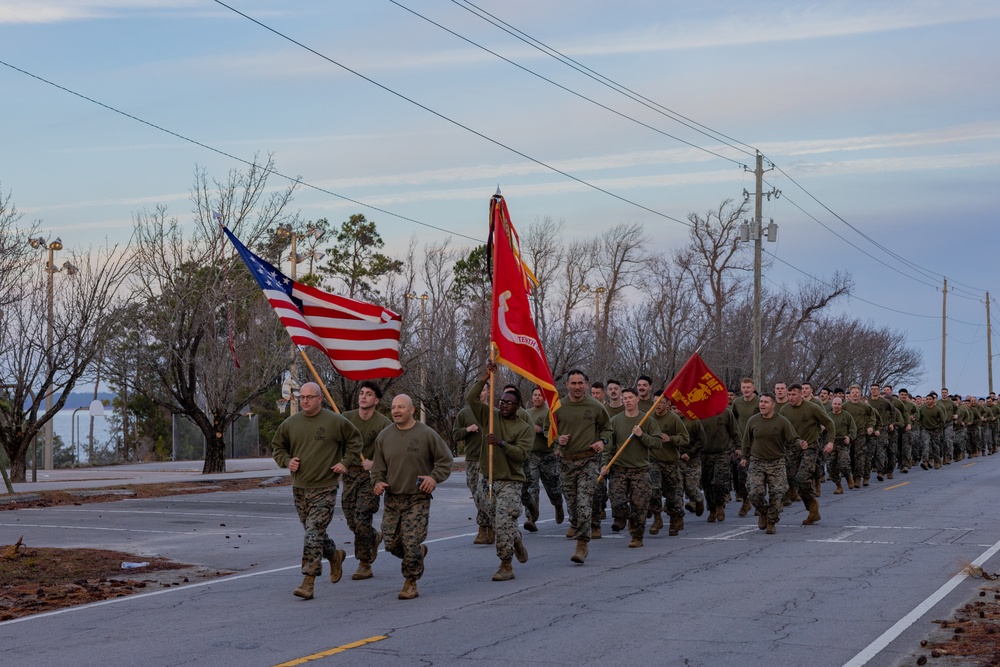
{"left": 222, "top": 226, "right": 403, "bottom": 380}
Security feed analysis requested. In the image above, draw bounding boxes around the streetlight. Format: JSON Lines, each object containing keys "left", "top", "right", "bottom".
{"left": 72, "top": 399, "right": 105, "bottom": 467}
{"left": 28, "top": 235, "right": 78, "bottom": 470}
{"left": 405, "top": 292, "right": 430, "bottom": 423}
{"left": 579, "top": 284, "right": 607, "bottom": 341}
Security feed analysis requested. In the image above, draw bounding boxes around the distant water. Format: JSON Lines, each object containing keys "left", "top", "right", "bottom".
{"left": 49, "top": 409, "right": 115, "bottom": 464}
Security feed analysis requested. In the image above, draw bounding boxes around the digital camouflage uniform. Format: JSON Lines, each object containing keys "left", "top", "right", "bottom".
{"left": 730, "top": 396, "right": 760, "bottom": 503}
{"left": 917, "top": 402, "right": 946, "bottom": 467}
{"left": 779, "top": 399, "right": 834, "bottom": 508}
{"left": 649, "top": 409, "right": 690, "bottom": 525}
{"left": 272, "top": 409, "right": 363, "bottom": 577}
{"left": 826, "top": 408, "right": 857, "bottom": 486}
{"left": 742, "top": 412, "right": 799, "bottom": 526}
{"left": 699, "top": 409, "right": 739, "bottom": 514}
{"left": 523, "top": 405, "right": 563, "bottom": 522}
{"left": 452, "top": 405, "right": 490, "bottom": 531}
{"left": 467, "top": 379, "right": 533, "bottom": 566}
{"left": 842, "top": 399, "right": 876, "bottom": 484}
{"left": 342, "top": 408, "right": 392, "bottom": 566}
{"left": 372, "top": 421, "right": 453, "bottom": 582}
{"left": 602, "top": 411, "right": 661, "bottom": 542}
{"left": 678, "top": 416, "right": 705, "bottom": 509}
{"left": 555, "top": 396, "right": 613, "bottom": 542}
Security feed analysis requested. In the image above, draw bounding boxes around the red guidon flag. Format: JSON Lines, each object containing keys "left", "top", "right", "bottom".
{"left": 488, "top": 192, "right": 560, "bottom": 442}
{"left": 663, "top": 352, "right": 728, "bottom": 419}
{"left": 223, "top": 226, "right": 403, "bottom": 380}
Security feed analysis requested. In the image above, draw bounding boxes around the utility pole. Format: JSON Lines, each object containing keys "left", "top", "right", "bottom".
{"left": 987, "top": 292, "right": 993, "bottom": 394}
{"left": 739, "top": 152, "right": 779, "bottom": 390}
{"left": 941, "top": 277, "right": 948, "bottom": 390}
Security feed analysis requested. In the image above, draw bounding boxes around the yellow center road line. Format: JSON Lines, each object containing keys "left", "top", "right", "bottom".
{"left": 962, "top": 462, "right": 977, "bottom": 468}
{"left": 274, "top": 635, "right": 388, "bottom": 666}
{"left": 882, "top": 482, "right": 910, "bottom": 491}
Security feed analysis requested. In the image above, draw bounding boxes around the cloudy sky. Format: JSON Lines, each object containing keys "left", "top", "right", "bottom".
{"left": 3, "top": 0, "right": 1000, "bottom": 393}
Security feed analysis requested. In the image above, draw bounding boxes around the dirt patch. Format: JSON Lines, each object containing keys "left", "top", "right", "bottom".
{"left": 901, "top": 569, "right": 1000, "bottom": 667}
{"left": 0, "top": 476, "right": 291, "bottom": 511}
{"left": 0, "top": 542, "right": 230, "bottom": 622}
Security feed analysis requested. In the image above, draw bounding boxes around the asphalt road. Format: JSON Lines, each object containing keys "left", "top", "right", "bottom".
{"left": 2, "top": 456, "right": 999, "bottom": 667}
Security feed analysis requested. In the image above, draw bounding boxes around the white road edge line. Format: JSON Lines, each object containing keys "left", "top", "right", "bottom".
{"left": 0, "top": 530, "right": 480, "bottom": 628}
{"left": 843, "top": 534, "right": 1000, "bottom": 666}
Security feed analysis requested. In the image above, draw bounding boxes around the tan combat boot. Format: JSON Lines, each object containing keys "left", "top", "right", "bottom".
{"left": 707, "top": 507, "right": 717, "bottom": 523}
{"left": 293, "top": 575, "right": 315, "bottom": 599}
{"left": 649, "top": 512, "right": 663, "bottom": 535}
{"left": 492, "top": 561, "right": 515, "bottom": 581}
{"left": 398, "top": 578, "right": 419, "bottom": 600}
{"left": 802, "top": 499, "right": 821, "bottom": 525}
{"left": 765, "top": 520, "right": 777, "bottom": 535}
{"left": 473, "top": 526, "right": 490, "bottom": 544}
{"left": 591, "top": 525, "right": 602, "bottom": 539}
{"left": 668, "top": 515, "right": 680, "bottom": 537}
{"left": 814, "top": 479, "right": 822, "bottom": 497}
{"left": 513, "top": 536, "right": 529, "bottom": 563}
{"left": 628, "top": 536, "right": 643, "bottom": 548}
{"left": 330, "top": 549, "right": 346, "bottom": 584}
{"left": 834, "top": 483, "right": 843, "bottom": 495}
{"left": 486, "top": 527, "right": 496, "bottom": 544}
{"left": 715, "top": 505, "right": 725, "bottom": 522}
{"left": 352, "top": 562, "right": 373, "bottom": 580}
{"left": 570, "top": 539, "right": 588, "bottom": 564}
{"left": 738, "top": 499, "right": 752, "bottom": 517}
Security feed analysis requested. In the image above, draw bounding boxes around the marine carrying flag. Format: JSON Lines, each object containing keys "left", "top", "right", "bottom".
{"left": 222, "top": 226, "right": 403, "bottom": 380}
{"left": 488, "top": 193, "right": 560, "bottom": 441}
{"left": 663, "top": 352, "right": 728, "bottom": 420}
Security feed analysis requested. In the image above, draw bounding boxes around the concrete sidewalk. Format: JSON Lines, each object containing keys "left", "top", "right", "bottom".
{"left": 4, "top": 458, "right": 288, "bottom": 495}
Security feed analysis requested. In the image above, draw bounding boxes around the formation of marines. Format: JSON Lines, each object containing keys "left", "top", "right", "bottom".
{"left": 271, "top": 370, "right": 999, "bottom": 600}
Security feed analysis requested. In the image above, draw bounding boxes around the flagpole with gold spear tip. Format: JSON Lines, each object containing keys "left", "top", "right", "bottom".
{"left": 597, "top": 391, "right": 667, "bottom": 482}
{"left": 598, "top": 346, "right": 709, "bottom": 481}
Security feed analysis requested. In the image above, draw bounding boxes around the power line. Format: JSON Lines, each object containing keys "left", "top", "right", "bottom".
{"left": 388, "top": 0, "right": 745, "bottom": 167}
{"left": 452, "top": 0, "right": 759, "bottom": 159}
{"left": 763, "top": 249, "right": 982, "bottom": 326}
{"left": 0, "top": 58, "right": 483, "bottom": 244}
{"left": 447, "top": 0, "right": 992, "bottom": 303}
{"left": 212, "top": 0, "right": 693, "bottom": 229}
{"left": 767, "top": 161, "right": 986, "bottom": 299}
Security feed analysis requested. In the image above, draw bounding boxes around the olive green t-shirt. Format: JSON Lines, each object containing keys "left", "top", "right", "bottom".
{"left": 741, "top": 413, "right": 799, "bottom": 461}
{"left": 271, "top": 409, "right": 364, "bottom": 489}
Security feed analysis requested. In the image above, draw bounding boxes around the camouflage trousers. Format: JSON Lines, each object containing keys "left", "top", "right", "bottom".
{"left": 648, "top": 459, "right": 683, "bottom": 519}
{"left": 293, "top": 486, "right": 340, "bottom": 577}
{"left": 608, "top": 465, "right": 651, "bottom": 539}
{"left": 968, "top": 425, "right": 983, "bottom": 456}
{"left": 746, "top": 457, "right": 788, "bottom": 523}
{"left": 341, "top": 469, "right": 382, "bottom": 564}
{"left": 700, "top": 451, "right": 732, "bottom": 512}
{"left": 873, "top": 432, "right": 893, "bottom": 475}
{"left": 381, "top": 493, "right": 430, "bottom": 581}
{"left": 900, "top": 430, "right": 915, "bottom": 468}
{"left": 678, "top": 458, "right": 703, "bottom": 504}
{"left": 952, "top": 429, "right": 967, "bottom": 459}
{"left": 484, "top": 480, "right": 523, "bottom": 563}
{"left": 944, "top": 424, "right": 955, "bottom": 460}
{"left": 594, "top": 475, "right": 609, "bottom": 522}
{"left": 734, "top": 460, "right": 748, "bottom": 501}
{"left": 466, "top": 460, "right": 491, "bottom": 529}
{"left": 827, "top": 440, "right": 852, "bottom": 483}
{"left": 785, "top": 446, "right": 818, "bottom": 503}
{"left": 559, "top": 454, "right": 599, "bottom": 542}
{"left": 852, "top": 435, "right": 872, "bottom": 481}
{"left": 920, "top": 430, "right": 944, "bottom": 465}
{"left": 522, "top": 451, "right": 562, "bottom": 521}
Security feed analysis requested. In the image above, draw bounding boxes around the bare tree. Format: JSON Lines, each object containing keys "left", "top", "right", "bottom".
{"left": 123, "top": 157, "right": 299, "bottom": 474}
{"left": 0, "top": 241, "right": 135, "bottom": 481}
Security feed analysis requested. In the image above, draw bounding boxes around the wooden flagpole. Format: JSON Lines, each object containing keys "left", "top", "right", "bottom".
{"left": 487, "top": 348, "right": 496, "bottom": 501}
{"left": 598, "top": 347, "right": 704, "bottom": 481}
{"left": 597, "top": 390, "right": 669, "bottom": 482}
{"left": 298, "top": 348, "right": 340, "bottom": 413}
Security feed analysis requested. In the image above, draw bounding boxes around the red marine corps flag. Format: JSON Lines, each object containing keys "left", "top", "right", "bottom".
{"left": 663, "top": 352, "right": 728, "bottom": 419}
{"left": 488, "top": 191, "right": 560, "bottom": 441}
